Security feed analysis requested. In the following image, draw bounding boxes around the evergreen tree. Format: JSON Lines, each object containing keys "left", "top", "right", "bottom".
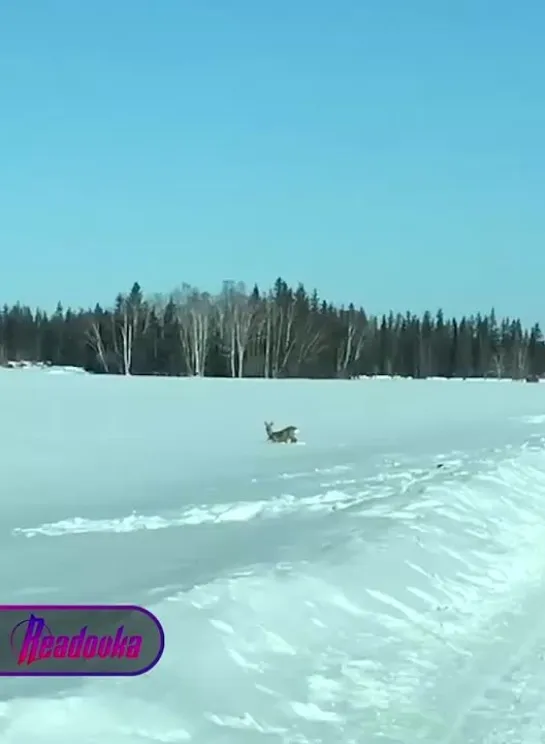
{"left": 0, "top": 279, "right": 543, "bottom": 380}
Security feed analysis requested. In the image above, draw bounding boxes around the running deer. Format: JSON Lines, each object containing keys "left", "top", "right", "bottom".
{"left": 264, "top": 421, "right": 298, "bottom": 444}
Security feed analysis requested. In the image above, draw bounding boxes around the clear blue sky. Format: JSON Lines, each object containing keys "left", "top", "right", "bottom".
{"left": 1, "top": 1, "right": 544, "bottom": 325}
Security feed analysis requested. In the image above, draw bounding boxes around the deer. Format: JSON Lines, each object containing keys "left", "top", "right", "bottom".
{"left": 264, "top": 421, "right": 299, "bottom": 444}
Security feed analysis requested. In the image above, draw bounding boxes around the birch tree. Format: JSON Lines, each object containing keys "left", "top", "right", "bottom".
{"left": 293, "top": 310, "right": 325, "bottom": 375}
{"left": 86, "top": 317, "right": 110, "bottom": 373}
{"left": 249, "top": 292, "right": 274, "bottom": 378}
{"left": 215, "top": 281, "right": 237, "bottom": 377}
{"left": 336, "top": 305, "right": 367, "bottom": 377}
{"left": 223, "top": 282, "right": 258, "bottom": 377}
{"left": 118, "top": 297, "right": 134, "bottom": 375}
{"left": 269, "top": 283, "right": 298, "bottom": 378}
{"left": 112, "top": 283, "right": 144, "bottom": 375}
{"left": 171, "top": 284, "right": 212, "bottom": 376}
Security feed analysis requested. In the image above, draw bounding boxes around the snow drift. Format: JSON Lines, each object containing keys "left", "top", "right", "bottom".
{"left": 1, "top": 374, "right": 545, "bottom": 743}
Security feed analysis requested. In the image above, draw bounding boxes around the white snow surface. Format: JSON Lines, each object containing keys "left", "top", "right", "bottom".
{"left": 3, "top": 372, "right": 545, "bottom": 742}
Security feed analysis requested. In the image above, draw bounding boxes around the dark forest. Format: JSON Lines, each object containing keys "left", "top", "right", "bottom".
{"left": 1, "top": 279, "right": 543, "bottom": 380}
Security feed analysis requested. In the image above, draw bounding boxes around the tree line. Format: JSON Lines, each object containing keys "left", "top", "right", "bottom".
{"left": 0, "top": 278, "right": 543, "bottom": 379}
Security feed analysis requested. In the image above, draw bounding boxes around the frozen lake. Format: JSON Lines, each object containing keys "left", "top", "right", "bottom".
{"left": 2, "top": 370, "right": 545, "bottom": 742}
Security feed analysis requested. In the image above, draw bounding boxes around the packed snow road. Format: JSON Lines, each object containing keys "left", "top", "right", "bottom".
{"left": 1, "top": 371, "right": 545, "bottom": 742}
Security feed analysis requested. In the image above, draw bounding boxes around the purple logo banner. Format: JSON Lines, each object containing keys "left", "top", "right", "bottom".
{"left": 0, "top": 604, "right": 164, "bottom": 676}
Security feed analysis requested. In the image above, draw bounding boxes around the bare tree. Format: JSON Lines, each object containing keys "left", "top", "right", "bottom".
{"left": 336, "top": 305, "right": 367, "bottom": 377}
{"left": 491, "top": 345, "right": 507, "bottom": 378}
{"left": 90, "top": 284, "right": 149, "bottom": 376}
{"left": 148, "top": 293, "right": 168, "bottom": 318}
{"left": 262, "top": 292, "right": 273, "bottom": 378}
{"left": 215, "top": 282, "right": 237, "bottom": 377}
{"left": 294, "top": 313, "right": 325, "bottom": 375}
{"left": 86, "top": 317, "right": 110, "bottom": 373}
{"left": 247, "top": 292, "right": 273, "bottom": 378}
{"left": 511, "top": 340, "right": 529, "bottom": 379}
{"left": 118, "top": 298, "right": 134, "bottom": 376}
{"left": 231, "top": 283, "right": 257, "bottom": 377}
{"left": 215, "top": 281, "right": 258, "bottom": 377}
{"left": 113, "top": 285, "right": 145, "bottom": 375}
{"left": 269, "top": 293, "right": 298, "bottom": 378}
{"left": 171, "top": 285, "right": 212, "bottom": 376}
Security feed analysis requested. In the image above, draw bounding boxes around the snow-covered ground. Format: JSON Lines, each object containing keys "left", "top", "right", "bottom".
{"left": 2, "top": 371, "right": 545, "bottom": 742}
